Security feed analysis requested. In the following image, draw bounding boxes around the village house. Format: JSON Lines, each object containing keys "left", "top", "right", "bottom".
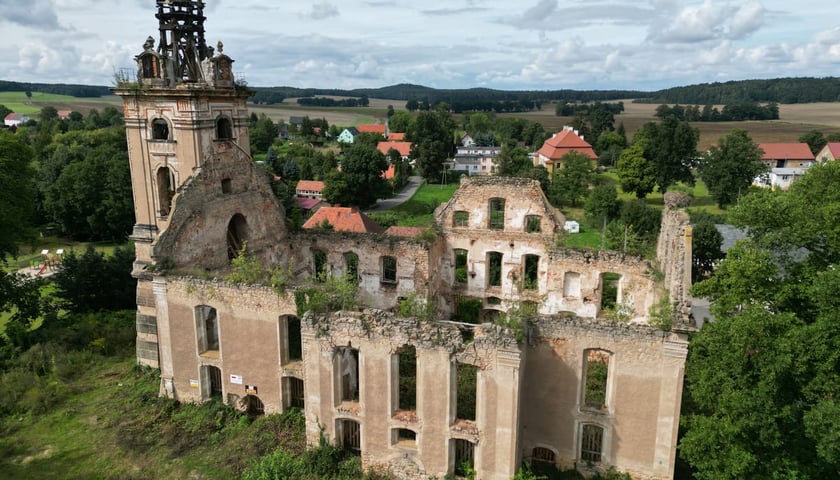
{"left": 4, "top": 113, "right": 30, "bottom": 127}
{"left": 337, "top": 127, "right": 360, "bottom": 144}
{"left": 755, "top": 143, "right": 815, "bottom": 190}
{"left": 815, "top": 142, "right": 840, "bottom": 164}
{"left": 114, "top": 4, "right": 693, "bottom": 479}
{"left": 534, "top": 126, "right": 597, "bottom": 174}
{"left": 295, "top": 180, "right": 325, "bottom": 199}
{"left": 452, "top": 145, "right": 501, "bottom": 176}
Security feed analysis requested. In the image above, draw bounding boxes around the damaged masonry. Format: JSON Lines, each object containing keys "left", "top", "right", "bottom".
{"left": 115, "top": 2, "right": 693, "bottom": 479}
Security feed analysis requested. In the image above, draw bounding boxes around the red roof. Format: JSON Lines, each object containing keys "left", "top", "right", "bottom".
{"left": 377, "top": 141, "right": 412, "bottom": 157}
{"left": 385, "top": 226, "right": 425, "bottom": 238}
{"left": 536, "top": 128, "right": 597, "bottom": 162}
{"left": 302, "top": 207, "right": 385, "bottom": 234}
{"left": 296, "top": 180, "right": 325, "bottom": 193}
{"left": 388, "top": 132, "right": 406, "bottom": 141}
{"left": 357, "top": 124, "right": 387, "bottom": 134}
{"left": 383, "top": 164, "right": 395, "bottom": 180}
{"left": 758, "top": 143, "right": 814, "bottom": 161}
{"left": 295, "top": 197, "right": 326, "bottom": 210}
{"left": 826, "top": 142, "right": 840, "bottom": 158}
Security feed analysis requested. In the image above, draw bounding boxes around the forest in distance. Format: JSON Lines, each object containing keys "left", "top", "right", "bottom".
{"left": 4, "top": 76, "right": 840, "bottom": 109}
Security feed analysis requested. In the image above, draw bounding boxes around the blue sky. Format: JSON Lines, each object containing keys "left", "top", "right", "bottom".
{"left": 2, "top": 0, "right": 840, "bottom": 91}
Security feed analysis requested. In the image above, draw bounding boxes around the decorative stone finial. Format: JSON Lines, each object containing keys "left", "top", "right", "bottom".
{"left": 143, "top": 36, "right": 155, "bottom": 51}
{"left": 217, "top": 41, "right": 224, "bottom": 54}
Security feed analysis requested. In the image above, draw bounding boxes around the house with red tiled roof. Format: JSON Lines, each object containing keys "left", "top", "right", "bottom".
{"left": 815, "top": 142, "right": 840, "bottom": 164}
{"left": 357, "top": 124, "right": 387, "bottom": 137}
{"left": 758, "top": 143, "right": 815, "bottom": 169}
{"left": 302, "top": 206, "right": 385, "bottom": 233}
{"left": 57, "top": 110, "right": 73, "bottom": 120}
{"left": 388, "top": 132, "right": 406, "bottom": 141}
{"left": 4, "top": 113, "right": 30, "bottom": 127}
{"left": 296, "top": 180, "right": 325, "bottom": 199}
{"left": 534, "top": 126, "right": 597, "bottom": 174}
{"left": 377, "top": 141, "right": 412, "bottom": 161}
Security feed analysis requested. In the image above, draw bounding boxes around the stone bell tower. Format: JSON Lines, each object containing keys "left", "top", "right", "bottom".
{"left": 114, "top": 0, "right": 253, "bottom": 367}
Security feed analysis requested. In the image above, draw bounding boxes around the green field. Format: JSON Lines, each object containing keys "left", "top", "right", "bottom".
{"left": 0, "top": 91, "right": 120, "bottom": 116}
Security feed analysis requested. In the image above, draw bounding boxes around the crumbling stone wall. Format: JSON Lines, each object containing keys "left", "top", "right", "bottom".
{"left": 522, "top": 314, "right": 688, "bottom": 480}
{"left": 656, "top": 192, "right": 693, "bottom": 325}
{"left": 153, "top": 149, "right": 289, "bottom": 271}
{"left": 292, "top": 231, "right": 432, "bottom": 311}
{"left": 302, "top": 309, "right": 523, "bottom": 480}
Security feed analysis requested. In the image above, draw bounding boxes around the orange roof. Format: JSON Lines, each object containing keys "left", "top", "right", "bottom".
{"left": 385, "top": 226, "right": 425, "bottom": 238}
{"left": 377, "top": 141, "right": 412, "bottom": 157}
{"left": 302, "top": 207, "right": 385, "bottom": 233}
{"left": 536, "top": 128, "right": 597, "bottom": 162}
{"left": 357, "top": 124, "right": 387, "bottom": 134}
{"left": 758, "top": 143, "right": 814, "bottom": 161}
{"left": 296, "top": 180, "right": 325, "bottom": 193}
{"left": 383, "top": 163, "right": 395, "bottom": 180}
{"left": 388, "top": 132, "right": 406, "bottom": 140}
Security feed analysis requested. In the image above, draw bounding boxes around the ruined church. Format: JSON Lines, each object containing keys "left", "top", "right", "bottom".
{"left": 115, "top": 2, "right": 694, "bottom": 479}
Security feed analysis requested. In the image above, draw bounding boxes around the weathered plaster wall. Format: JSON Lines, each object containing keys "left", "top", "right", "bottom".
{"left": 656, "top": 192, "right": 694, "bottom": 325}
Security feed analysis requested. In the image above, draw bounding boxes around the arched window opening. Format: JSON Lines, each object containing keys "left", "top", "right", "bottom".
{"left": 344, "top": 252, "right": 359, "bottom": 284}
{"left": 242, "top": 394, "right": 265, "bottom": 416}
{"left": 156, "top": 167, "right": 175, "bottom": 217}
{"left": 227, "top": 214, "right": 247, "bottom": 261}
{"left": 532, "top": 446, "right": 555, "bottom": 463}
{"left": 216, "top": 116, "right": 233, "bottom": 140}
{"left": 151, "top": 118, "right": 170, "bottom": 140}
{"left": 393, "top": 428, "right": 417, "bottom": 449}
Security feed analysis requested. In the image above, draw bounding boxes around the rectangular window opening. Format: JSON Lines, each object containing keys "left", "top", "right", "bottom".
{"left": 382, "top": 256, "right": 397, "bottom": 284}
{"left": 453, "top": 438, "right": 476, "bottom": 477}
{"left": 525, "top": 215, "right": 542, "bottom": 233}
{"left": 456, "top": 363, "right": 478, "bottom": 422}
{"left": 523, "top": 254, "right": 539, "bottom": 290}
{"left": 584, "top": 349, "right": 609, "bottom": 409}
{"left": 454, "top": 249, "right": 468, "bottom": 284}
{"left": 487, "top": 252, "right": 502, "bottom": 287}
{"left": 341, "top": 419, "right": 362, "bottom": 455}
{"left": 337, "top": 347, "right": 360, "bottom": 402}
{"left": 581, "top": 424, "right": 604, "bottom": 464}
{"left": 488, "top": 198, "right": 505, "bottom": 229}
{"left": 454, "top": 211, "right": 469, "bottom": 227}
{"left": 398, "top": 346, "right": 417, "bottom": 411}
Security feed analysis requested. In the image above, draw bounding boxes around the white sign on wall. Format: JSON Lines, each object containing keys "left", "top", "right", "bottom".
{"left": 230, "top": 374, "right": 243, "bottom": 385}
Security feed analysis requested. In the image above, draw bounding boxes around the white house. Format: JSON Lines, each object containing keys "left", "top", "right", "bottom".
{"left": 337, "top": 127, "right": 359, "bottom": 144}
{"left": 4, "top": 113, "right": 30, "bottom": 127}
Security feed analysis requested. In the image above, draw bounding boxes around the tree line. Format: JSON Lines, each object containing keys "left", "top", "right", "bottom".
{"left": 297, "top": 96, "right": 370, "bottom": 107}
{"left": 654, "top": 102, "right": 779, "bottom": 122}
{"left": 0, "top": 80, "right": 111, "bottom": 98}
{"left": 641, "top": 76, "right": 840, "bottom": 104}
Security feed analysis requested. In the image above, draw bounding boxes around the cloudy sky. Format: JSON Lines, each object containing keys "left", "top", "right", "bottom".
{"left": 2, "top": 0, "right": 840, "bottom": 91}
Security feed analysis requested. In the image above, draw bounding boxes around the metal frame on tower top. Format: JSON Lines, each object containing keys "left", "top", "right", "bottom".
{"left": 155, "top": 0, "right": 208, "bottom": 82}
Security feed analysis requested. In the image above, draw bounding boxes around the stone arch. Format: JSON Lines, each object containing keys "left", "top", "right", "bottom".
{"left": 156, "top": 166, "right": 175, "bottom": 217}
{"left": 216, "top": 116, "right": 233, "bottom": 139}
{"left": 226, "top": 214, "right": 247, "bottom": 260}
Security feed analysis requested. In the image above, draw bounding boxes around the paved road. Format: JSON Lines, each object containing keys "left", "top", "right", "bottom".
{"left": 366, "top": 176, "right": 423, "bottom": 212}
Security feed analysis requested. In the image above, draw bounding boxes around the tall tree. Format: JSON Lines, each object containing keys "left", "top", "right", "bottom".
{"left": 799, "top": 129, "right": 827, "bottom": 155}
{"left": 683, "top": 162, "right": 840, "bottom": 478}
{"left": 616, "top": 142, "right": 656, "bottom": 199}
{"left": 635, "top": 116, "right": 698, "bottom": 191}
{"left": 493, "top": 144, "right": 531, "bottom": 176}
{"left": 691, "top": 218, "right": 723, "bottom": 282}
{"left": 548, "top": 152, "right": 595, "bottom": 207}
{"left": 0, "top": 131, "right": 35, "bottom": 258}
{"left": 698, "top": 129, "right": 767, "bottom": 208}
{"left": 408, "top": 107, "right": 454, "bottom": 182}
{"left": 324, "top": 144, "right": 388, "bottom": 209}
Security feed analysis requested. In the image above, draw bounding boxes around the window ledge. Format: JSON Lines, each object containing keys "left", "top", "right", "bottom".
{"left": 199, "top": 350, "right": 220, "bottom": 359}
{"left": 392, "top": 409, "right": 419, "bottom": 423}
{"left": 337, "top": 401, "right": 361, "bottom": 416}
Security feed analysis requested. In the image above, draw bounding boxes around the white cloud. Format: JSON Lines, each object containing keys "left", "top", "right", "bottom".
{"left": 0, "top": 0, "right": 62, "bottom": 30}
{"left": 300, "top": 2, "right": 340, "bottom": 20}
{"left": 730, "top": 1, "right": 765, "bottom": 39}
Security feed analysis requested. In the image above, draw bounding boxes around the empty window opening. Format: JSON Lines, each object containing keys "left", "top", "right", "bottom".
{"left": 336, "top": 347, "right": 360, "bottom": 402}
{"left": 397, "top": 346, "right": 417, "bottom": 411}
{"left": 201, "top": 365, "right": 222, "bottom": 400}
{"left": 456, "top": 363, "right": 478, "bottom": 422}
{"left": 286, "top": 376, "right": 305, "bottom": 409}
{"left": 584, "top": 349, "right": 610, "bottom": 409}
{"left": 226, "top": 214, "right": 247, "bottom": 261}
{"left": 453, "top": 439, "right": 476, "bottom": 477}
{"left": 280, "top": 315, "right": 302, "bottom": 362}
{"left": 344, "top": 252, "right": 359, "bottom": 284}
{"left": 453, "top": 210, "right": 469, "bottom": 227}
{"left": 242, "top": 394, "right": 265, "bottom": 416}
{"left": 195, "top": 305, "right": 219, "bottom": 355}
{"left": 382, "top": 256, "right": 397, "bottom": 284}
{"left": 486, "top": 296, "right": 502, "bottom": 305}
{"left": 454, "top": 249, "right": 468, "bottom": 284}
{"left": 221, "top": 178, "right": 232, "bottom": 194}
{"left": 523, "top": 254, "right": 539, "bottom": 290}
{"left": 487, "top": 252, "right": 502, "bottom": 287}
{"left": 312, "top": 249, "right": 328, "bottom": 280}
{"left": 580, "top": 424, "right": 604, "bottom": 464}
{"left": 525, "top": 215, "right": 542, "bottom": 233}
{"left": 488, "top": 197, "right": 505, "bottom": 229}
{"left": 140, "top": 54, "right": 160, "bottom": 79}
{"left": 600, "top": 272, "right": 621, "bottom": 311}
{"left": 151, "top": 118, "right": 170, "bottom": 140}
{"left": 564, "top": 272, "right": 581, "bottom": 297}
{"left": 156, "top": 167, "right": 175, "bottom": 217}
{"left": 532, "top": 446, "right": 555, "bottom": 463}
{"left": 394, "top": 428, "right": 417, "bottom": 448}
{"left": 216, "top": 116, "right": 233, "bottom": 140}
{"left": 340, "top": 419, "right": 362, "bottom": 455}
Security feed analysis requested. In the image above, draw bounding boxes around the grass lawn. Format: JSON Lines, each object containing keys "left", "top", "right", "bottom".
{"left": 599, "top": 171, "right": 726, "bottom": 216}
{"left": 370, "top": 182, "right": 459, "bottom": 228}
